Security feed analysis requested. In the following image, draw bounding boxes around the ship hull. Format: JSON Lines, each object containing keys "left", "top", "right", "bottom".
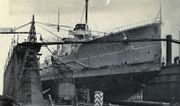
{"left": 61, "top": 23, "right": 161, "bottom": 71}
{"left": 41, "top": 22, "right": 162, "bottom": 103}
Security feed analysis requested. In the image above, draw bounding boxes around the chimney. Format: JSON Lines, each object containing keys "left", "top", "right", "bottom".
{"left": 166, "top": 35, "right": 172, "bottom": 65}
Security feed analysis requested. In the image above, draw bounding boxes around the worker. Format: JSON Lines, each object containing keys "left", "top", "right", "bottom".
{"left": 51, "top": 55, "right": 54, "bottom": 64}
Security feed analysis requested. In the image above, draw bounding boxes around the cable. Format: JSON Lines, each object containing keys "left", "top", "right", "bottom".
{"left": 15, "top": 22, "right": 32, "bottom": 31}
{"left": 58, "top": 28, "right": 69, "bottom": 32}
{"left": 40, "top": 35, "right": 54, "bottom": 55}
{"left": 36, "top": 21, "right": 73, "bottom": 29}
{"left": 40, "top": 37, "right": 49, "bottom": 42}
{"left": 36, "top": 21, "right": 57, "bottom": 27}
{"left": 91, "top": 30, "right": 110, "bottom": 34}
{"left": 43, "top": 43, "right": 53, "bottom": 55}
{"left": 37, "top": 25, "right": 62, "bottom": 40}
{"left": 60, "top": 25, "right": 73, "bottom": 29}
{"left": 80, "top": 7, "right": 85, "bottom": 23}
{"left": 89, "top": 9, "right": 98, "bottom": 30}
{"left": 36, "top": 20, "right": 108, "bottom": 34}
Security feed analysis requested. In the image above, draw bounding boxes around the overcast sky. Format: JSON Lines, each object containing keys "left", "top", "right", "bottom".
{"left": 0, "top": 0, "right": 180, "bottom": 94}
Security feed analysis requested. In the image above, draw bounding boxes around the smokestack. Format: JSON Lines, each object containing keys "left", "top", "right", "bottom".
{"left": 85, "top": 0, "right": 89, "bottom": 30}
{"left": 179, "top": 31, "right": 180, "bottom": 57}
{"left": 166, "top": 35, "right": 172, "bottom": 65}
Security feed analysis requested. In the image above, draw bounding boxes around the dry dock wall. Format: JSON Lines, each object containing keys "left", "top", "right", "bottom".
{"left": 3, "top": 44, "right": 45, "bottom": 106}
{"left": 143, "top": 64, "right": 180, "bottom": 103}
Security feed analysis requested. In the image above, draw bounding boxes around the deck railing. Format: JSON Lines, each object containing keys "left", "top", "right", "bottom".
{"left": 91, "top": 18, "right": 161, "bottom": 38}
{"left": 110, "top": 18, "right": 160, "bottom": 34}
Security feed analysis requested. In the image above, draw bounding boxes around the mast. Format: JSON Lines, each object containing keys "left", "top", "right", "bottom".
{"left": 57, "top": 8, "right": 60, "bottom": 32}
{"left": 85, "top": 0, "right": 89, "bottom": 30}
{"left": 159, "top": 0, "right": 162, "bottom": 24}
{"left": 28, "top": 15, "right": 37, "bottom": 42}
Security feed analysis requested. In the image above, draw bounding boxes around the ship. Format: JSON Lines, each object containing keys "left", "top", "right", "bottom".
{"left": 1, "top": 0, "right": 180, "bottom": 106}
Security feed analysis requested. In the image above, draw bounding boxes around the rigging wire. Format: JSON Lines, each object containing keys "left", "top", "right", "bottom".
{"left": 36, "top": 21, "right": 73, "bottom": 29}
{"left": 14, "top": 22, "right": 32, "bottom": 31}
{"left": 89, "top": 8, "right": 98, "bottom": 30}
{"left": 40, "top": 35, "right": 54, "bottom": 55}
{"left": 36, "top": 21, "right": 57, "bottom": 27}
{"left": 80, "top": 7, "right": 85, "bottom": 23}
{"left": 58, "top": 28, "right": 70, "bottom": 32}
{"left": 156, "top": 0, "right": 162, "bottom": 21}
{"left": 91, "top": 30, "right": 110, "bottom": 35}
{"left": 155, "top": 9, "right": 161, "bottom": 21}
{"left": 37, "top": 22, "right": 71, "bottom": 32}
{"left": 58, "top": 8, "right": 60, "bottom": 32}
{"left": 36, "top": 18, "right": 109, "bottom": 35}
{"left": 78, "top": 4, "right": 109, "bottom": 35}
{"left": 39, "top": 36, "right": 49, "bottom": 42}
{"left": 37, "top": 25, "right": 62, "bottom": 40}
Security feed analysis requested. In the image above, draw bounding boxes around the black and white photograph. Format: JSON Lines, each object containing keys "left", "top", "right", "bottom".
{"left": 0, "top": 0, "right": 180, "bottom": 106}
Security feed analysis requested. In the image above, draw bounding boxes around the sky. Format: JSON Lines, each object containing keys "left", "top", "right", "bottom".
{"left": 0, "top": 0, "right": 180, "bottom": 94}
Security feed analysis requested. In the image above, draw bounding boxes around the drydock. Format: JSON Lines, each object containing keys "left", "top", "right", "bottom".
{"left": 1, "top": 0, "right": 180, "bottom": 106}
